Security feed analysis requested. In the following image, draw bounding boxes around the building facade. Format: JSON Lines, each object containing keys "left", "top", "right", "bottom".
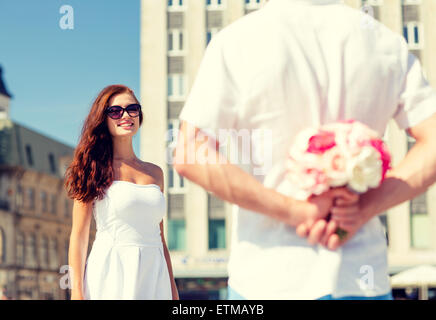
{"left": 0, "top": 67, "right": 94, "bottom": 300}
{"left": 140, "top": 0, "right": 436, "bottom": 299}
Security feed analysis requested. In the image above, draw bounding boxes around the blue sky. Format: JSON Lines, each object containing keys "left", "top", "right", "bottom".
{"left": 0, "top": 0, "right": 141, "bottom": 153}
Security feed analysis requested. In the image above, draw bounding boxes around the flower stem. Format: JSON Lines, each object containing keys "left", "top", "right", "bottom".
{"left": 335, "top": 228, "right": 348, "bottom": 241}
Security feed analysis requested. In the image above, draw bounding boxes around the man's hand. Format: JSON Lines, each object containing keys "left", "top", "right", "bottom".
{"left": 293, "top": 188, "right": 358, "bottom": 236}
{"left": 296, "top": 189, "right": 361, "bottom": 250}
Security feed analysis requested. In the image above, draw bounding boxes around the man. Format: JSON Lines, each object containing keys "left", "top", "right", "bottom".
{"left": 174, "top": 0, "right": 436, "bottom": 299}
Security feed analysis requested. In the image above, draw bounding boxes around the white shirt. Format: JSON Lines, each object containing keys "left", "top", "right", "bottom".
{"left": 179, "top": 0, "right": 436, "bottom": 299}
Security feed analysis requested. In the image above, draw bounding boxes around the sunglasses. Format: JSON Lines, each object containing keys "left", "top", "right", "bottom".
{"left": 105, "top": 104, "right": 141, "bottom": 120}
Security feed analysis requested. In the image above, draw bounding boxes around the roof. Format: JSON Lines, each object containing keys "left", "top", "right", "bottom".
{"left": 0, "top": 119, "right": 75, "bottom": 177}
{"left": 0, "top": 66, "right": 12, "bottom": 98}
{"left": 390, "top": 265, "right": 436, "bottom": 287}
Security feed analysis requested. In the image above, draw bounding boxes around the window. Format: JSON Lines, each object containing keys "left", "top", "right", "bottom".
{"left": 40, "top": 191, "right": 47, "bottom": 213}
{"left": 48, "top": 153, "right": 56, "bottom": 174}
{"left": 403, "top": 22, "right": 424, "bottom": 49}
{"left": 0, "top": 228, "right": 5, "bottom": 264}
{"left": 167, "top": 74, "right": 186, "bottom": 100}
{"left": 408, "top": 137, "right": 431, "bottom": 249}
{"left": 40, "top": 236, "right": 49, "bottom": 269}
{"left": 168, "top": 29, "right": 185, "bottom": 55}
{"left": 245, "top": 0, "right": 265, "bottom": 10}
{"left": 168, "top": 33, "right": 173, "bottom": 51}
{"left": 361, "top": 0, "right": 381, "bottom": 20}
{"left": 15, "top": 184, "right": 23, "bottom": 209}
{"left": 168, "top": 166, "right": 185, "bottom": 192}
{"left": 167, "top": 119, "right": 186, "bottom": 193}
{"left": 209, "top": 219, "right": 226, "bottom": 249}
{"left": 208, "top": 193, "right": 226, "bottom": 250}
{"left": 207, "top": 0, "right": 225, "bottom": 10}
{"left": 206, "top": 28, "right": 219, "bottom": 46}
{"left": 167, "top": 194, "right": 186, "bottom": 251}
{"left": 362, "top": 0, "right": 383, "bottom": 5}
{"left": 167, "top": 219, "right": 186, "bottom": 251}
{"left": 402, "top": 0, "right": 421, "bottom": 5}
{"left": 410, "top": 191, "right": 430, "bottom": 249}
{"left": 50, "top": 194, "right": 57, "bottom": 215}
{"left": 25, "top": 145, "right": 34, "bottom": 166}
{"left": 49, "top": 238, "right": 59, "bottom": 270}
{"left": 16, "top": 232, "right": 25, "bottom": 266}
{"left": 168, "top": 0, "right": 185, "bottom": 11}
{"left": 26, "top": 234, "right": 37, "bottom": 268}
{"left": 26, "top": 188, "right": 35, "bottom": 210}
{"left": 64, "top": 199, "right": 70, "bottom": 217}
{"left": 64, "top": 240, "right": 69, "bottom": 265}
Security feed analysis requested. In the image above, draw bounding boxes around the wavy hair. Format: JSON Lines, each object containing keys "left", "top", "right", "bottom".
{"left": 64, "top": 85, "right": 143, "bottom": 203}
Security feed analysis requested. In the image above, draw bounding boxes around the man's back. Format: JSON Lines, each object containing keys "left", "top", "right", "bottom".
{"left": 217, "top": 0, "right": 406, "bottom": 135}
{"left": 179, "top": 0, "right": 436, "bottom": 299}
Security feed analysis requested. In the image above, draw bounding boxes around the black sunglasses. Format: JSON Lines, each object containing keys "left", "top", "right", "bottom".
{"left": 105, "top": 104, "right": 141, "bottom": 120}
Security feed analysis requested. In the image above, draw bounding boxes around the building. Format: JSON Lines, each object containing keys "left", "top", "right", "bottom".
{"left": 140, "top": 0, "right": 436, "bottom": 299}
{"left": 0, "top": 66, "right": 94, "bottom": 300}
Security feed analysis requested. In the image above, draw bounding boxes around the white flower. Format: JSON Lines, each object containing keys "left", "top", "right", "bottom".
{"left": 347, "top": 146, "right": 383, "bottom": 193}
{"left": 322, "top": 147, "right": 350, "bottom": 187}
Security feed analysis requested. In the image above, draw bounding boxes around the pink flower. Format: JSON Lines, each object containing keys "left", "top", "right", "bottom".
{"left": 286, "top": 157, "right": 329, "bottom": 195}
{"left": 307, "top": 130, "right": 336, "bottom": 154}
{"left": 302, "top": 167, "right": 330, "bottom": 195}
{"left": 286, "top": 120, "right": 391, "bottom": 196}
{"left": 340, "top": 119, "right": 355, "bottom": 124}
{"left": 368, "top": 139, "right": 391, "bottom": 180}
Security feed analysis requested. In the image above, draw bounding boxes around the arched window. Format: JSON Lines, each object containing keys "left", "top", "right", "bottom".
{"left": 49, "top": 238, "right": 59, "bottom": 270}
{"left": 16, "top": 185, "right": 23, "bottom": 209}
{"left": 16, "top": 232, "right": 25, "bottom": 266}
{"left": 64, "top": 239, "right": 69, "bottom": 265}
{"left": 0, "top": 227, "right": 5, "bottom": 264}
{"left": 26, "top": 233, "right": 37, "bottom": 268}
{"left": 40, "top": 236, "right": 49, "bottom": 269}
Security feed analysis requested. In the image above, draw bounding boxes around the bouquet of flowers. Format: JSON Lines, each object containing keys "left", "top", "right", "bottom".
{"left": 286, "top": 120, "right": 391, "bottom": 239}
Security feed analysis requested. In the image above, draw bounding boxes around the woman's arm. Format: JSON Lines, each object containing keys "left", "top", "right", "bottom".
{"left": 160, "top": 221, "right": 179, "bottom": 300}
{"left": 68, "top": 199, "right": 94, "bottom": 300}
{"left": 154, "top": 165, "right": 179, "bottom": 300}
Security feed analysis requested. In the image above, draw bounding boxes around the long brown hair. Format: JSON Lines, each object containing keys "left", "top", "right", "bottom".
{"left": 64, "top": 85, "right": 143, "bottom": 203}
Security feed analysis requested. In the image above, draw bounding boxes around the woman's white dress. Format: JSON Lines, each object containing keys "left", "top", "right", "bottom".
{"left": 83, "top": 180, "right": 172, "bottom": 300}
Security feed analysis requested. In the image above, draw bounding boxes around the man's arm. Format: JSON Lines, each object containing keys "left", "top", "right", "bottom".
{"left": 173, "top": 121, "right": 355, "bottom": 228}
{"left": 360, "top": 113, "right": 436, "bottom": 217}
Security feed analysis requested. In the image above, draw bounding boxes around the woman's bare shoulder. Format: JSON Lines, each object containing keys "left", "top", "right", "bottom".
{"left": 138, "top": 161, "right": 164, "bottom": 186}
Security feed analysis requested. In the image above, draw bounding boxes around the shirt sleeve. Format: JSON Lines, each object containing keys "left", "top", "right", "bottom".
{"left": 393, "top": 50, "right": 436, "bottom": 130}
{"left": 179, "top": 33, "right": 239, "bottom": 136}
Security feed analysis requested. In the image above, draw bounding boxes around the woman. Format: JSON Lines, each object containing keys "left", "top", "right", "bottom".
{"left": 65, "top": 84, "right": 179, "bottom": 300}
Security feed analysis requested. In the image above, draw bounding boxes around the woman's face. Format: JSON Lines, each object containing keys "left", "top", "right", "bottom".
{"left": 106, "top": 92, "right": 141, "bottom": 138}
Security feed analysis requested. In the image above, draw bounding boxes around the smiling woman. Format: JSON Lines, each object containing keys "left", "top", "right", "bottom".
{"left": 65, "top": 85, "right": 143, "bottom": 203}
{"left": 64, "top": 85, "right": 179, "bottom": 300}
